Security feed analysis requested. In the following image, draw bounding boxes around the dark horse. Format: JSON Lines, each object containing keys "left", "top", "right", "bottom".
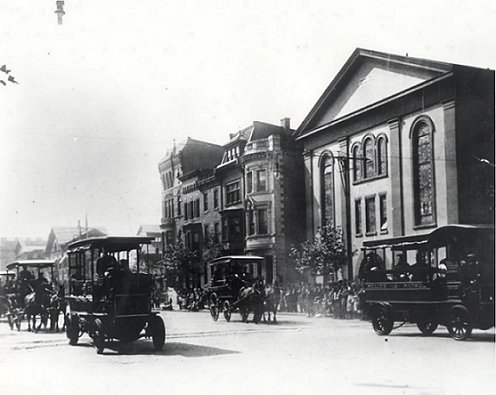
{"left": 237, "top": 280, "right": 265, "bottom": 323}
{"left": 24, "top": 287, "right": 52, "bottom": 332}
{"left": 47, "top": 292, "right": 67, "bottom": 332}
{"left": 263, "top": 285, "right": 281, "bottom": 323}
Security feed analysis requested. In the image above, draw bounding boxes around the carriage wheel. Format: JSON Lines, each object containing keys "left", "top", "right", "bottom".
{"left": 223, "top": 301, "right": 232, "bottom": 322}
{"left": 94, "top": 318, "right": 105, "bottom": 354}
{"left": 210, "top": 305, "right": 219, "bottom": 321}
{"left": 417, "top": 320, "right": 438, "bottom": 336}
{"left": 150, "top": 315, "right": 166, "bottom": 351}
{"left": 67, "top": 314, "right": 80, "bottom": 345}
{"left": 447, "top": 306, "right": 472, "bottom": 341}
{"left": 371, "top": 306, "right": 393, "bottom": 336}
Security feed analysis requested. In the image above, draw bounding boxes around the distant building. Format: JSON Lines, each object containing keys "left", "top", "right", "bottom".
{"left": 45, "top": 225, "right": 108, "bottom": 287}
{"left": 0, "top": 238, "right": 21, "bottom": 271}
{"left": 158, "top": 119, "right": 305, "bottom": 287}
{"left": 295, "top": 48, "right": 495, "bottom": 280}
{"left": 15, "top": 238, "right": 47, "bottom": 260}
{"left": 137, "top": 225, "right": 163, "bottom": 271}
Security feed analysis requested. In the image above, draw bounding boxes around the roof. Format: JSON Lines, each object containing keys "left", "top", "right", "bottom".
{"left": 46, "top": 226, "right": 108, "bottom": 253}
{"left": 7, "top": 260, "right": 56, "bottom": 270}
{"left": 362, "top": 224, "right": 494, "bottom": 250}
{"left": 209, "top": 255, "right": 264, "bottom": 265}
{"left": 67, "top": 236, "right": 155, "bottom": 253}
{"left": 296, "top": 48, "right": 461, "bottom": 138}
{"left": 137, "top": 225, "right": 162, "bottom": 235}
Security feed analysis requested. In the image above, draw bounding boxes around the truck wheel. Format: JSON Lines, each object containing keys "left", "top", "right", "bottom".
{"left": 417, "top": 320, "right": 438, "bottom": 336}
{"left": 150, "top": 315, "right": 166, "bottom": 351}
{"left": 447, "top": 306, "right": 472, "bottom": 341}
{"left": 372, "top": 306, "right": 393, "bottom": 336}
{"left": 67, "top": 314, "right": 79, "bottom": 345}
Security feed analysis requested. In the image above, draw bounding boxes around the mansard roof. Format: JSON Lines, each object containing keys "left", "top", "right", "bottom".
{"left": 295, "top": 48, "right": 464, "bottom": 139}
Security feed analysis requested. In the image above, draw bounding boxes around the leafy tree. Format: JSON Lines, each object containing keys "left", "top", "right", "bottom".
{"left": 162, "top": 238, "right": 200, "bottom": 289}
{"left": 289, "top": 224, "right": 347, "bottom": 284}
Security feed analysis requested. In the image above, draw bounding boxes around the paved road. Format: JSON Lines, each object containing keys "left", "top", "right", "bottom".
{"left": 0, "top": 310, "right": 494, "bottom": 395}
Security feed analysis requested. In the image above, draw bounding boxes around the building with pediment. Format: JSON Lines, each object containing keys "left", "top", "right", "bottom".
{"left": 295, "top": 48, "right": 494, "bottom": 279}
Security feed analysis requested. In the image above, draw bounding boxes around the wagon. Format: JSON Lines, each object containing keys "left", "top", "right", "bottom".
{"left": 362, "top": 225, "right": 495, "bottom": 340}
{"left": 205, "top": 255, "right": 265, "bottom": 323}
{"left": 65, "top": 236, "right": 165, "bottom": 354}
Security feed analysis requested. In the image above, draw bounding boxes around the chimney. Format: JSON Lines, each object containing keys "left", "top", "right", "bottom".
{"left": 280, "top": 117, "right": 290, "bottom": 131}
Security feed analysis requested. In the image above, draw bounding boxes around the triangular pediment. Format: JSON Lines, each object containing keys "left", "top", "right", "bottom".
{"left": 298, "top": 49, "right": 452, "bottom": 136}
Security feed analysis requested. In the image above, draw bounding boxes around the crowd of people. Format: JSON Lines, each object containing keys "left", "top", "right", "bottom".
{"left": 277, "top": 280, "right": 366, "bottom": 320}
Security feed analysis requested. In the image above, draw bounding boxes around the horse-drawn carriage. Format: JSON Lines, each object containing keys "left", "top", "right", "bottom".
{"left": 362, "top": 224, "right": 495, "bottom": 340}
{"left": 65, "top": 236, "right": 166, "bottom": 354}
{"left": 205, "top": 255, "right": 266, "bottom": 323}
{"left": 4, "top": 260, "right": 58, "bottom": 332}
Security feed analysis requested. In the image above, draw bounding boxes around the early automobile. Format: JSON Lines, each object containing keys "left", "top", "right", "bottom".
{"left": 205, "top": 255, "right": 265, "bottom": 323}
{"left": 361, "top": 224, "right": 495, "bottom": 340}
{"left": 65, "top": 236, "right": 165, "bottom": 353}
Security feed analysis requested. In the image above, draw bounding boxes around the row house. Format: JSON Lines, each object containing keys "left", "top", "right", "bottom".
{"left": 295, "top": 48, "right": 494, "bottom": 280}
{"left": 158, "top": 119, "right": 305, "bottom": 287}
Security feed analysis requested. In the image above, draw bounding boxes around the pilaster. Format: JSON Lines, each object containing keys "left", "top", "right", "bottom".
{"left": 388, "top": 118, "right": 404, "bottom": 236}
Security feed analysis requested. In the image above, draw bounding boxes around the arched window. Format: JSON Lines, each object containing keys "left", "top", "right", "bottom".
{"left": 352, "top": 145, "right": 361, "bottom": 182}
{"left": 320, "top": 155, "right": 335, "bottom": 227}
{"left": 363, "top": 138, "right": 375, "bottom": 179}
{"left": 412, "top": 118, "right": 435, "bottom": 225}
{"left": 377, "top": 136, "right": 387, "bottom": 176}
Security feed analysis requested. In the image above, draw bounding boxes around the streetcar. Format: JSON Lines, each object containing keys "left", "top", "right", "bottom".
{"left": 65, "top": 236, "right": 166, "bottom": 353}
{"left": 361, "top": 224, "right": 495, "bottom": 340}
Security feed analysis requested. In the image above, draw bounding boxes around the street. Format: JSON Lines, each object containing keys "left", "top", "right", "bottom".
{"left": 0, "top": 310, "right": 494, "bottom": 395}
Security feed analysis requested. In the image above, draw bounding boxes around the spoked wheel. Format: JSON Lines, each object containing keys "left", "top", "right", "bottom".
{"left": 223, "top": 301, "right": 232, "bottom": 322}
{"left": 94, "top": 318, "right": 105, "bottom": 354}
{"left": 210, "top": 304, "right": 219, "bottom": 321}
{"left": 66, "top": 314, "right": 80, "bottom": 346}
{"left": 447, "top": 306, "right": 472, "bottom": 341}
{"left": 371, "top": 306, "right": 393, "bottom": 336}
{"left": 417, "top": 320, "right": 438, "bottom": 336}
{"left": 149, "top": 315, "right": 166, "bottom": 351}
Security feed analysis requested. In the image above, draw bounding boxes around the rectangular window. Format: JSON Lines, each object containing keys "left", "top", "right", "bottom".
{"left": 230, "top": 216, "right": 242, "bottom": 239}
{"left": 204, "top": 225, "right": 209, "bottom": 241}
{"left": 189, "top": 201, "right": 194, "bottom": 219}
{"left": 256, "top": 169, "right": 267, "bottom": 191}
{"left": 248, "top": 210, "right": 255, "bottom": 235}
{"left": 213, "top": 188, "right": 219, "bottom": 209}
{"left": 246, "top": 172, "right": 253, "bottom": 193}
{"left": 222, "top": 218, "right": 228, "bottom": 241}
{"left": 365, "top": 196, "right": 376, "bottom": 234}
{"left": 226, "top": 181, "right": 241, "bottom": 205}
{"left": 214, "top": 222, "right": 220, "bottom": 243}
{"left": 203, "top": 193, "right": 208, "bottom": 212}
{"left": 257, "top": 209, "right": 268, "bottom": 234}
{"left": 195, "top": 198, "right": 200, "bottom": 217}
{"left": 184, "top": 202, "right": 188, "bottom": 220}
{"left": 355, "top": 199, "right": 362, "bottom": 235}
{"left": 177, "top": 196, "right": 181, "bottom": 216}
{"left": 379, "top": 194, "right": 388, "bottom": 232}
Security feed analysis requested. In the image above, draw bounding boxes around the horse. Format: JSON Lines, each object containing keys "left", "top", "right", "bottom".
{"left": 23, "top": 286, "right": 52, "bottom": 332}
{"left": 263, "top": 285, "right": 281, "bottom": 323}
{"left": 4, "top": 294, "right": 22, "bottom": 331}
{"left": 237, "top": 280, "right": 265, "bottom": 323}
{"left": 47, "top": 293, "right": 67, "bottom": 332}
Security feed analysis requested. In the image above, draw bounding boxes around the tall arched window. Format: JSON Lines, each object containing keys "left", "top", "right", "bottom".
{"left": 412, "top": 118, "right": 435, "bottom": 225}
{"left": 321, "top": 155, "right": 335, "bottom": 227}
{"left": 377, "top": 136, "right": 387, "bottom": 176}
{"left": 363, "top": 138, "right": 375, "bottom": 179}
{"left": 352, "top": 145, "right": 361, "bottom": 182}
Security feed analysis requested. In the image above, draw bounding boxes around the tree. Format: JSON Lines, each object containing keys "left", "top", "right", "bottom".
{"left": 162, "top": 238, "right": 201, "bottom": 290}
{"left": 289, "top": 224, "right": 347, "bottom": 284}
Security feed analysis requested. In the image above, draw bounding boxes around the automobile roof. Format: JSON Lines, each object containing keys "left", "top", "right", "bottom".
{"left": 362, "top": 224, "right": 494, "bottom": 250}
{"left": 6, "top": 260, "right": 56, "bottom": 270}
{"left": 67, "top": 236, "right": 155, "bottom": 252}
{"left": 209, "top": 255, "right": 264, "bottom": 265}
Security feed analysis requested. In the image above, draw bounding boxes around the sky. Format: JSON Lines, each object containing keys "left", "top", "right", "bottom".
{"left": 0, "top": 0, "right": 495, "bottom": 238}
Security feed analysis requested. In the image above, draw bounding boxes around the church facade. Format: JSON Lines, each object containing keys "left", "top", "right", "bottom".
{"left": 295, "top": 48, "right": 494, "bottom": 279}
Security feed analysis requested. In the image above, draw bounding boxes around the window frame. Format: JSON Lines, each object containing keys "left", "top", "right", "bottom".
{"left": 365, "top": 195, "right": 377, "bottom": 236}
{"left": 225, "top": 180, "right": 241, "bottom": 206}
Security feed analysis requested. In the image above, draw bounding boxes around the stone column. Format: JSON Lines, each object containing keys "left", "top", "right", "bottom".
{"left": 303, "top": 150, "right": 314, "bottom": 240}
{"left": 443, "top": 100, "right": 458, "bottom": 223}
{"left": 388, "top": 118, "right": 404, "bottom": 236}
